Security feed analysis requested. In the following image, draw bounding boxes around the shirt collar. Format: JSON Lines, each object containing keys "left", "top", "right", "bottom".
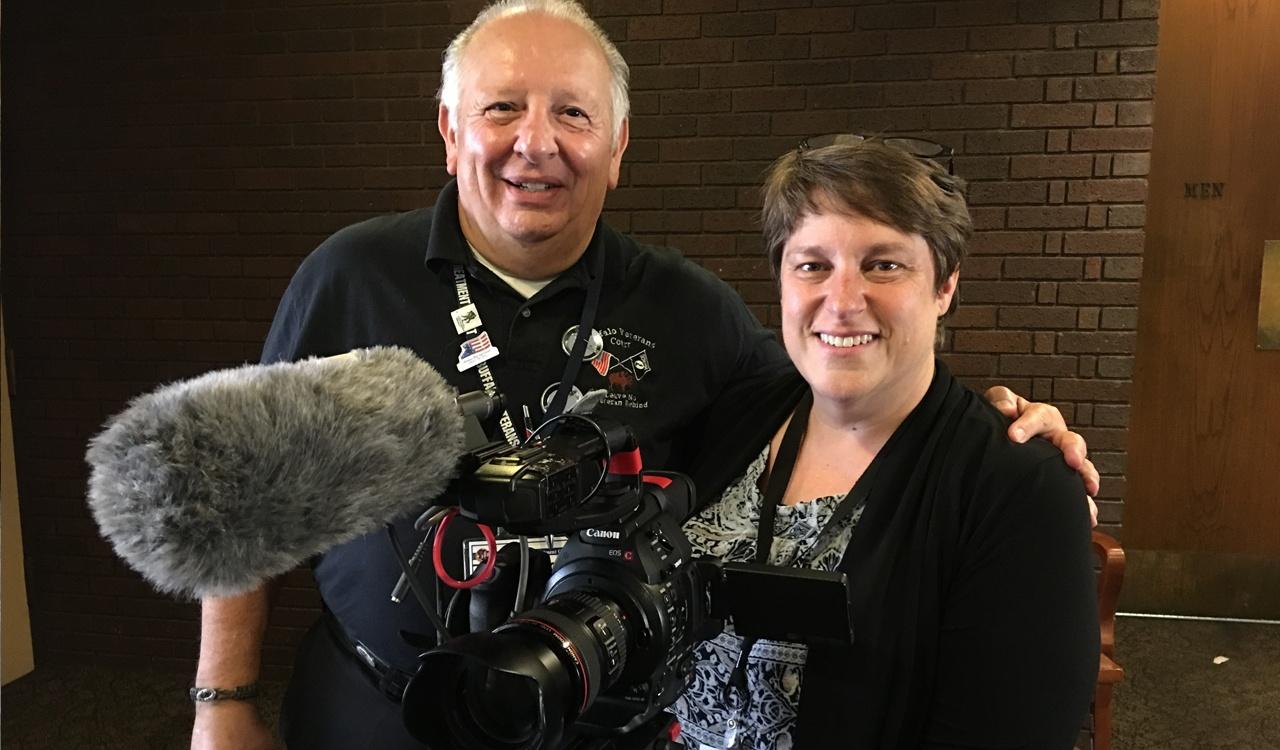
{"left": 423, "top": 179, "right": 605, "bottom": 294}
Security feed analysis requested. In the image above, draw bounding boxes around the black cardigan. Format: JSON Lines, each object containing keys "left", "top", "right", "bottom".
{"left": 685, "top": 363, "right": 1099, "bottom": 749}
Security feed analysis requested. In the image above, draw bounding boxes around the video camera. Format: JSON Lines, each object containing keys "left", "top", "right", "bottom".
{"left": 399, "top": 393, "right": 853, "bottom": 750}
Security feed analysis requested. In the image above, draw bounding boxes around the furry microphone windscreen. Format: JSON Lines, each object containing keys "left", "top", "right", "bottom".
{"left": 85, "top": 346, "right": 465, "bottom": 599}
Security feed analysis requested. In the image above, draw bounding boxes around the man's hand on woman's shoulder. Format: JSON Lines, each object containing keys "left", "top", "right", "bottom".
{"left": 984, "top": 385, "right": 1100, "bottom": 527}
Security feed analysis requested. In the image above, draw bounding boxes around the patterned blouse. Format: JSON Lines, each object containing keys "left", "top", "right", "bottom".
{"left": 673, "top": 446, "right": 864, "bottom": 750}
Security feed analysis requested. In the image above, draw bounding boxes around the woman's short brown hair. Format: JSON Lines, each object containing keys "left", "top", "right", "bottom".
{"left": 761, "top": 139, "right": 972, "bottom": 292}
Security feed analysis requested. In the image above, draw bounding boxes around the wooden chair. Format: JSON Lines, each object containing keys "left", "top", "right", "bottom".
{"left": 1091, "top": 531, "right": 1126, "bottom": 750}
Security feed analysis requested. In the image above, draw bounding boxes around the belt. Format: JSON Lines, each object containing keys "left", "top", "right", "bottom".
{"left": 324, "top": 611, "right": 415, "bottom": 703}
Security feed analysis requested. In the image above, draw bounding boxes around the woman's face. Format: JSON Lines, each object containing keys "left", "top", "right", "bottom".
{"left": 779, "top": 205, "right": 958, "bottom": 418}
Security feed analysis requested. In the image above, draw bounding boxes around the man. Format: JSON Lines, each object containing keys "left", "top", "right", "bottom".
{"left": 190, "top": 3, "right": 1098, "bottom": 748}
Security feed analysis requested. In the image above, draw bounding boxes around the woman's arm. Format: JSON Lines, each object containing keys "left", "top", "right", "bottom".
{"left": 921, "top": 456, "right": 1100, "bottom": 750}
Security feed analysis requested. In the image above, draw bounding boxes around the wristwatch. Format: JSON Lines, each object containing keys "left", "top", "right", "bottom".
{"left": 188, "top": 683, "right": 260, "bottom": 702}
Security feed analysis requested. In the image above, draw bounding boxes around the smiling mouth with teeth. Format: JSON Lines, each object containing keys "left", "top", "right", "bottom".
{"left": 509, "top": 180, "right": 554, "bottom": 192}
{"left": 819, "top": 333, "right": 876, "bottom": 348}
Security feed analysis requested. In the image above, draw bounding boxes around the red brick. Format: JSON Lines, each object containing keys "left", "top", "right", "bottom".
{"left": 1122, "top": 0, "right": 1159, "bottom": 18}
{"left": 969, "top": 207, "right": 1008, "bottom": 230}
{"left": 966, "top": 130, "right": 1047, "bottom": 153}
{"left": 805, "top": 84, "right": 886, "bottom": 112}
{"left": 925, "top": 104, "right": 1009, "bottom": 130}
{"left": 1004, "top": 257, "right": 1083, "bottom": 279}
{"left": 885, "top": 81, "right": 965, "bottom": 106}
{"left": 1053, "top": 378, "right": 1131, "bottom": 401}
{"left": 968, "top": 232, "right": 1042, "bottom": 255}
{"left": 932, "top": 53, "right": 1013, "bottom": 79}
{"left": 735, "top": 36, "right": 809, "bottom": 61}
{"left": 1118, "top": 48, "right": 1157, "bottom": 73}
{"left": 999, "top": 354, "right": 1079, "bottom": 376}
{"left": 1075, "top": 75, "right": 1155, "bottom": 100}
{"left": 1014, "top": 50, "right": 1096, "bottom": 76}
{"left": 965, "top": 78, "right": 1044, "bottom": 103}
{"left": 616, "top": 41, "right": 661, "bottom": 65}
{"left": 628, "top": 14, "right": 700, "bottom": 39}
{"left": 698, "top": 113, "right": 771, "bottom": 136}
{"left": 851, "top": 56, "right": 932, "bottom": 81}
{"left": 968, "top": 180, "right": 1049, "bottom": 204}
{"left": 998, "top": 306, "right": 1079, "bottom": 328}
{"left": 1067, "top": 178, "right": 1148, "bottom": 203}
{"left": 629, "top": 163, "right": 701, "bottom": 186}
{"left": 1008, "top": 206, "right": 1088, "bottom": 228}
{"left": 732, "top": 87, "right": 808, "bottom": 112}
{"left": 954, "top": 330, "right": 1034, "bottom": 352}
{"left": 1093, "top": 404, "right": 1131, "bottom": 426}
{"left": 1070, "top": 127, "right": 1152, "bottom": 151}
{"left": 969, "top": 24, "right": 1053, "bottom": 50}
{"left": 952, "top": 155, "right": 1011, "bottom": 179}
{"left": 660, "top": 39, "right": 734, "bottom": 65}
{"left": 1107, "top": 205, "right": 1146, "bottom": 227}
{"left": 660, "top": 0, "right": 732, "bottom": 12}
{"left": 1058, "top": 331, "right": 1137, "bottom": 353}
{"left": 810, "top": 32, "right": 889, "bottom": 59}
{"left": 1011, "top": 154, "right": 1096, "bottom": 178}
{"left": 889, "top": 29, "right": 969, "bottom": 54}
{"left": 631, "top": 64, "right": 701, "bottom": 90}
{"left": 702, "top": 161, "right": 771, "bottom": 185}
{"left": 1076, "top": 21, "right": 1159, "bottom": 47}
{"left": 1111, "top": 153, "right": 1150, "bottom": 176}
{"left": 703, "top": 12, "right": 775, "bottom": 37}
{"left": 662, "top": 90, "right": 732, "bottom": 114}
{"left": 856, "top": 4, "right": 934, "bottom": 30}
{"left": 1103, "top": 257, "right": 1143, "bottom": 280}
{"left": 936, "top": 1, "right": 1018, "bottom": 27}
{"left": 1019, "top": 0, "right": 1102, "bottom": 22}
{"left": 778, "top": 8, "right": 856, "bottom": 34}
{"left": 1063, "top": 230, "right": 1146, "bottom": 254}
{"left": 775, "top": 60, "right": 850, "bottom": 86}
{"left": 1117, "top": 101, "right": 1153, "bottom": 126}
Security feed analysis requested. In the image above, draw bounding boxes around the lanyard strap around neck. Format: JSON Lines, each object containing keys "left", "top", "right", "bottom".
{"left": 755, "top": 389, "right": 813, "bottom": 564}
{"left": 729, "top": 389, "right": 874, "bottom": 709}
{"left": 755, "top": 389, "right": 878, "bottom": 566}
{"left": 453, "top": 265, "right": 521, "bottom": 447}
{"left": 544, "top": 238, "right": 606, "bottom": 421}
{"left": 452, "top": 238, "right": 607, "bottom": 446}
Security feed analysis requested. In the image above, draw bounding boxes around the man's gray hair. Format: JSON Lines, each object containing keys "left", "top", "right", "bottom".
{"left": 438, "top": 0, "right": 631, "bottom": 146}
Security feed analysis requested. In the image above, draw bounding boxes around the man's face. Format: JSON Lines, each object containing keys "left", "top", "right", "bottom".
{"left": 439, "top": 13, "right": 628, "bottom": 279}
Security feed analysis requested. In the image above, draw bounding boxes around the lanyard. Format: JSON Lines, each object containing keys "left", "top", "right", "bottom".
{"left": 725, "top": 389, "right": 875, "bottom": 716}
{"left": 451, "top": 240, "right": 606, "bottom": 447}
{"left": 754, "top": 389, "right": 875, "bottom": 565}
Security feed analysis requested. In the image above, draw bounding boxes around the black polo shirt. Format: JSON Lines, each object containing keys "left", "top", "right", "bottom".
{"left": 262, "top": 181, "right": 789, "bottom": 671}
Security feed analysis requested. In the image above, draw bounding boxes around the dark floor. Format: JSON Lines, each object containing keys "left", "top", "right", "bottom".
{"left": 2, "top": 616, "right": 1278, "bottom": 749}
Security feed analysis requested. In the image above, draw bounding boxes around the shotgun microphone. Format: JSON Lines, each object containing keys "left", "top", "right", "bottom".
{"left": 85, "top": 347, "right": 465, "bottom": 599}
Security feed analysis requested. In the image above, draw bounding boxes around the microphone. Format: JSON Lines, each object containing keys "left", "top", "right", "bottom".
{"left": 85, "top": 346, "right": 465, "bottom": 599}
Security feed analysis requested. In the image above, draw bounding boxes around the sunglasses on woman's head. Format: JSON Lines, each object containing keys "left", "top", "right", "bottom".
{"left": 798, "top": 133, "right": 958, "bottom": 191}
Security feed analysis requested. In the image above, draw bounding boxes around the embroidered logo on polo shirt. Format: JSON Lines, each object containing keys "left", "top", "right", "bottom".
{"left": 593, "top": 327, "right": 655, "bottom": 410}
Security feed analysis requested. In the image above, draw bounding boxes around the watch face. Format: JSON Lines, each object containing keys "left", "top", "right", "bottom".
{"left": 561, "top": 325, "right": 604, "bottom": 360}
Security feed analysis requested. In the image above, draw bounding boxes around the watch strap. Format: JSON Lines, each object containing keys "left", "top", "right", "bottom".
{"left": 189, "top": 683, "right": 260, "bottom": 702}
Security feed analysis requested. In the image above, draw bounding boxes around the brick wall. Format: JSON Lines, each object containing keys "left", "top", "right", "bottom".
{"left": 1, "top": 0, "right": 1155, "bottom": 671}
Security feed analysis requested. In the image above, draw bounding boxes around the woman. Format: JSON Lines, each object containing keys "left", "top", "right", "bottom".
{"left": 674, "top": 140, "right": 1099, "bottom": 749}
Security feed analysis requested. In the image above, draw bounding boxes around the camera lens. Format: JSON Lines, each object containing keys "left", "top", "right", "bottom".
{"left": 403, "top": 592, "right": 629, "bottom": 750}
{"left": 457, "top": 667, "right": 542, "bottom": 744}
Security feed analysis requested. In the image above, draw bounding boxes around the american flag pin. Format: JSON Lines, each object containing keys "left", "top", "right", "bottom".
{"left": 457, "top": 331, "right": 500, "bottom": 371}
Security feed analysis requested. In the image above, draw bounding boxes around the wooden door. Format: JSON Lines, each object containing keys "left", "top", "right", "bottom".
{"left": 1123, "top": 0, "right": 1280, "bottom": 617}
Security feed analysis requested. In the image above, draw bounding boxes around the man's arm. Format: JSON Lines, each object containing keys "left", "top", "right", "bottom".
{"left": 985, "top": 385, "right": 1101, "bottom": 525}
{"left": 190, "top": 588, "right": 277, "bottom": 750}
